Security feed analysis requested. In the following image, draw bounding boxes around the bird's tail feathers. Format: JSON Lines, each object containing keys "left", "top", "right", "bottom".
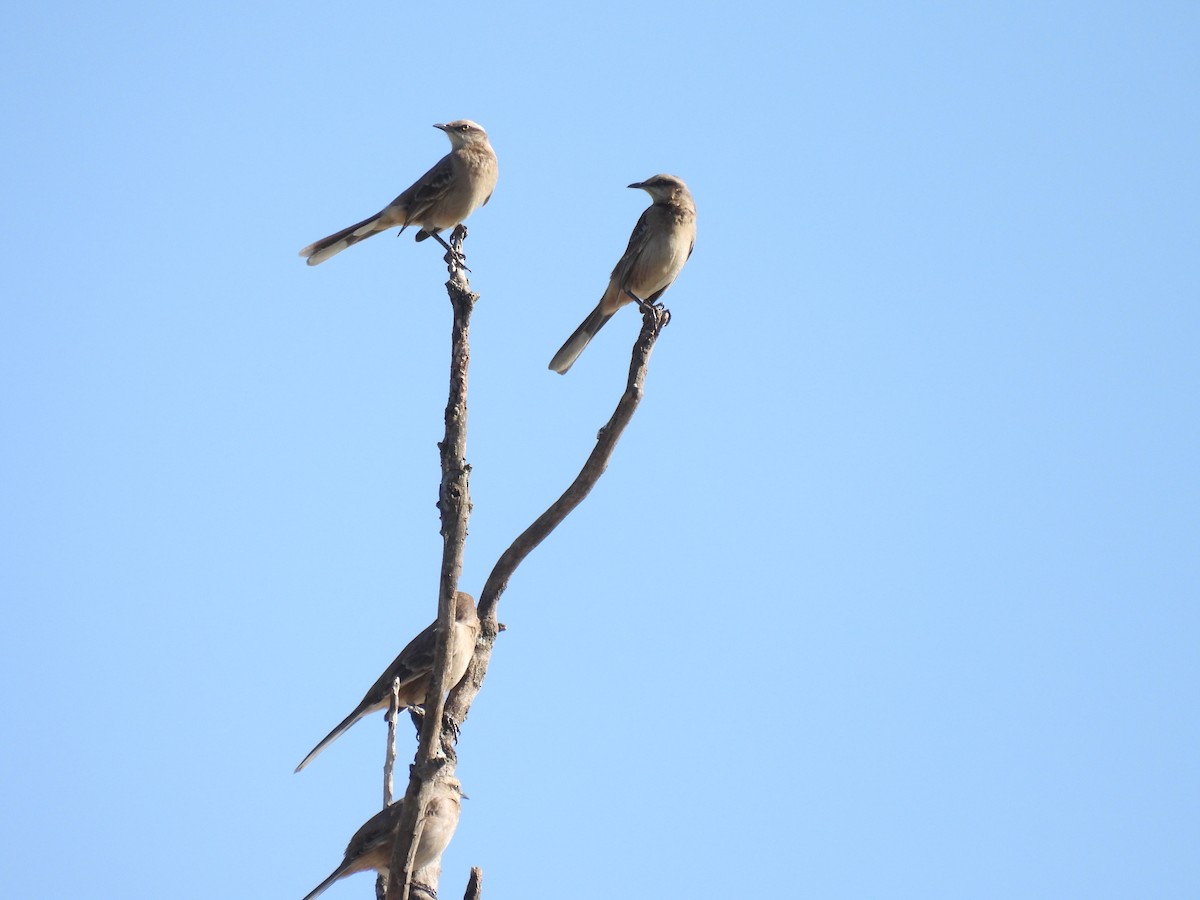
{"left": 548, "top": 304, "right": 616, "bottom": 374}
{"left": 300, "top": 864, "right": 349, "bottom": 900}
{"left": 294, "top": 707, "right": 366, "bottom": 773}
{"left": 299, "top": 213, "right": 389, "bottom": 266}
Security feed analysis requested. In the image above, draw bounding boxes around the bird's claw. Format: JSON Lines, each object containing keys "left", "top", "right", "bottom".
{"left": 432, "top": 226, "right": 468, "bottom": 273}
{"left": 431, "top": 232, "right": 471, "bottom": 272}
{"left": 445, "top": 249, "right": 471, "bottom": 273}
{"left": 623, "top": 288, "right": 664, "bottom": 313}
{"left": 624, "top": 288, "right": 670, "bottom": 327}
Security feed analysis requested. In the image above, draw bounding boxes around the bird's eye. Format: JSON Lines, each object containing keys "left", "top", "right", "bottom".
{"left": 460, "top": 124, "right": 470, "bottom": 132}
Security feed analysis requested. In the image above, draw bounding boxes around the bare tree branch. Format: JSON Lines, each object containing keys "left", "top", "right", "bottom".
{"left": 385, "top": 226, "right": 476, "bottom": 900}
{"left": 442, "top": 301, "right": 670, "bottom": 748}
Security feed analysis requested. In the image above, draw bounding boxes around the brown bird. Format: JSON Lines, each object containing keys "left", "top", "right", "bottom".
{"left": 301, "top": 776, "right": 465, "bottom": 900}
{"left": 295, "top": 592, "right": 480, "bottom": 772}
{"left": 549, "top": 174, "right": 696, "bottom": 374}
{"left": 299, "top": 120, "right": 498, "bottom": 266}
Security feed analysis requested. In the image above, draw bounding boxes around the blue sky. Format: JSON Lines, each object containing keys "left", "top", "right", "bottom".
{"left": 3, "top": 2, "right": 1198, "bottom": 898}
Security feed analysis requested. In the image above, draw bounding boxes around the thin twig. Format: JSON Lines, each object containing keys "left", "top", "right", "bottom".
{"left": 463, "top": 867, "right": 483, "bottom": 900}
{"left": 384, "top": 676, "right": 401, "bottom": 806}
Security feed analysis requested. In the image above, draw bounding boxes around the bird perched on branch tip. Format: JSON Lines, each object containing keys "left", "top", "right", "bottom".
{"left": 549, "top": 174, "right": 695, "bottom": 374}
{"left": 299, "top": 120, "right": 498, "bottom": 266}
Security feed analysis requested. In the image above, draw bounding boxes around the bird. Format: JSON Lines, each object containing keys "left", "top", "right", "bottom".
{"left": 548, "top": 174, "right": 696, "bottom": 374}
{"left": 295, "top": 592, "right": 480, "bottom": 772}
{"left": 299, "top": 120, "right": 498, "bottom": 266}
{"left": 301, "top": 776, "right": 465, "bottom": 900}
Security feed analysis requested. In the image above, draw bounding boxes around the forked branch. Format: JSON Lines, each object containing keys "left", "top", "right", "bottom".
{"left": 384, "top": 225, "right": 670, "bottom": 899}
{"left": 442, "top": 300, "right": 669, "bottom": 747}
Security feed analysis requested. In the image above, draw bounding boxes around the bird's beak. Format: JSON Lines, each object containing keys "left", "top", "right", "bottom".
{"left": 434, "top": 123, "right": 448, "bottom": 132}
{"left": 627, "top": 181, "right": 645, "bottom": 190}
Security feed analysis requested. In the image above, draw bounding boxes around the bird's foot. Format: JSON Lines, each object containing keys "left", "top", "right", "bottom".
{"left": 444, "top": 248, "right": 471, "bottom": 272}
{"left": 624, "top": 289, "right": 670, "bottom": 328}
{"left": 433, "top": 231, "right": 471, "bottom": 272}
{"left": 623, "top": 288, "right": 665, "bottom": 313}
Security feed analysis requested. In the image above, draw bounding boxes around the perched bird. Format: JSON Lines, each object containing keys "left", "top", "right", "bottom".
{"left": 295, "top": 592, "right": 480, "bottom": 772}
{"left": 299, "top": 120, "right": 498, "bottom": 265}
{"left": 549, "top": 174, "right": 696, "bottom": 374}
{"left": 301, "top": 776, "right": 465, "bottom": 900}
